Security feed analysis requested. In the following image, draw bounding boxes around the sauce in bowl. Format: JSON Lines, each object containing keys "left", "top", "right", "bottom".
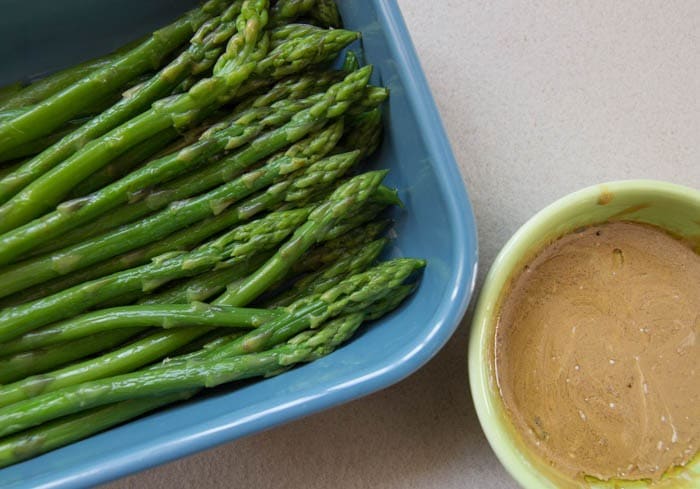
{"left": 495, "top": 221, "right": 700, "bottom": 481}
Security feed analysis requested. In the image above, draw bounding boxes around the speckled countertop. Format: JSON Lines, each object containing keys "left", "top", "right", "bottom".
{"left": 105, "top": 1, "right": 700, "bottom": 487}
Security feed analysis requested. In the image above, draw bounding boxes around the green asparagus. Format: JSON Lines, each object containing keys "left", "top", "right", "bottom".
{"left": 0, "top": 67, "right": 371, "bottom": 266}
{"left": 0, "top": 0, "right": 226, "bottom": 154}
{"left": 0, "top": 303, "right": 284, "bottom": 356}
{"left": 216, "top": 170, "right": 387, "bottom": 306}
{"left": 0, "top": 259, "right": 422, "bottom": 436}
{"left": 0, "top": 330, "right": 138, "bottom": 385}
{"left": 0, "top": 391, "right": 196, "bottom": 469}
{"left": 0, "top": 8, "right": 360, "bottom": 232}
{"left": 0, "top": 1, "right": 243, "bottom": 205}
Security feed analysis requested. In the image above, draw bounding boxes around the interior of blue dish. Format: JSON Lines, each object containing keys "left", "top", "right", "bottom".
{"left": 0, "top": 1, "right": 477, "bottom": 487}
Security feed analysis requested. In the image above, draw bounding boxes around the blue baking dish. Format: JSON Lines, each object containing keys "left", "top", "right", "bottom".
{"left": 0, "top": 1, "right": 478, "bottom": 487}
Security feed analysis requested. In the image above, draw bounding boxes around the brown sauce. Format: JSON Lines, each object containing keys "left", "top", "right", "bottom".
{"left": 495, "top": 221, "right": 700, "bottom": 481}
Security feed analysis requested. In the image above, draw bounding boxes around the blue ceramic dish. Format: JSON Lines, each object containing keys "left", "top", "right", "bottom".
{"left": 0, "top": 1, "right": 478, "bottom": 487}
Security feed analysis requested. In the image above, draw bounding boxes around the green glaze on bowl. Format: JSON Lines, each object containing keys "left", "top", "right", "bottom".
{"left": 469, "top": 180, "right": 700, "bottom": 489}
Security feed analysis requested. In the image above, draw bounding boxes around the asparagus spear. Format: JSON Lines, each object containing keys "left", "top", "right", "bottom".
{"left": 0, "top": 280, "right": 418, "bottom": 468}
{"left": 0, "top": 210, "right": 308, "bottom": 342}
{"left": 0, "top": 67, "right": 371, "bottom": 267}
{"left": 341, "top": 107, "right": 384, "bottom": 159}
{"left": 0, "top": 119, "right": 86, "bottom": 163}
{"left": 0, "top": 13, "right": 359, "bottom": 232}
{"left": 0, "top": 2, "right": 245, "bottom": 205}
{"left": 0, "top": 160, "right": 23, "bottom": 181}
{"left": 139, "top": 254, "right": 272, "bottom": 305}
{"left": 0, "top": 145, "right": 347, "bottom": 299}
{"left": 0, "top": 328, "right": 207, "bottom": 409}
{"left": 0, "top": 311, "right": 358, "bottom": 468}
{"left": 290, "top": 219, "right": 391, "bottom": 274}
{"left": 0, "top": 104, "right": 305, "bottom": 265}
{"left": 0, "top": 0, "right": 226, "bottom": 155}
{"left": 0, "top": 209, "right": 317, "bottom": 402}
{"left": 0, "top": 0, "right": 268, "bottom": 229}
{"left": 270, "top": 0, "right": 316, "bottom": 26}
{"left": 0, "top": 189, "right": 403, "bottom": 406}
{"left": 2, "top": 146, "right": 355, "bottom": 303}
{"left": 141, "top": 207, "right": 392, "bottom": 307}
{"left": 64, "top": 127, "right": 184, "bottom": 200}
{"left": 0, "top": 391, "right": 196, "bottom": 469}
{"left": 0, "top": 303, "right": 284, "bottom": 356}
{"left": 270, "top": 24, "right": 323, "bottom": 49}
{"left": 342, "top": 51, "right": 360, "bottom": 72}
{"left": 51, "top": 83, "right": 384, "bottom": 246}
{"left": 66, "top": 71, "right": 341, "bottom": 201}
{"left": 264, "top": 237, "right": 388, "bottom": 307}
{"left": 0, "top": 260, "right": 422, "bottom": 437}
{"left": 37, "top": 72, "right": 352, "bottom": 250}
{"left": 216, "top": 170, "right": 387, "bottom": 306}
{"left": 0, "top": 330, "right": 138, "bottom": 385}
{"left": 0, "top": 127, "right": 375, "bottom": 310}
{"left": 0, "top": 34, "right": 152, "bottom": 111}
{"left": 200, "top": 258, "right": 423, "bottom": 361}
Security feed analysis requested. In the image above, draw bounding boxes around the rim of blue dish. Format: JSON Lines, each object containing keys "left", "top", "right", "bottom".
{"left": 6, "top": 3, "right": 478, "bottom": 487}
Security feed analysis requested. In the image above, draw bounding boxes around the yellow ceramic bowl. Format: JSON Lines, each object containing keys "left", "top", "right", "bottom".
{"left": 468, "top": 180, "right": 700, "bottom": 489}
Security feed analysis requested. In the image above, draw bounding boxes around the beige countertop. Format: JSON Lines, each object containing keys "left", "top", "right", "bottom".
{"left": 105, "top": 1, "right": 700, "bottom": 487}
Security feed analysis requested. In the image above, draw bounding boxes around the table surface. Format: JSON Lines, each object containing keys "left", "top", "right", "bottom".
{"left": 104, "top": 1, "right": 700, "bottom": 487}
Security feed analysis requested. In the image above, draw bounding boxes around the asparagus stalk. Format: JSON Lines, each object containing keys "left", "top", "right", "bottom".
{"left": 264, "top": 237, "right": 388, "bottom": 307}
{"left": 0, "top": 303, "right": 284, "bottom": 356}
{"left": 0, "top": 328, "right": 207, "bottom": 409}
{"left": 0, "top": 160, "right": 23, "bottom": 181}
{"left": 0, "top": 104, "right": 301, "bottom": 266}
{"left": 216, "top": 170, "right": 387, "bottom": 306}
{"left": 0, "top": 2, "right": 244, "bottom": 206}
{"left": 0, "top": 0, "right": 268, "bottom": 230}
{"left": 270, "top": 24, "right": 323, "bottom": 49}
{"left": 0, "top": 281, "right": 419, "bottom": 469}
{"left": 0, "top": 260, "right": 422, "bottom": 437}
{"left": 0, "top": 242, "right": 261, "bottom": 343}
{"left": 140, "top": 254, "right": 272, "bottom": 305}
{"left": 0, "top": 391, "right": 196, "bottom": 469}
{"left": 0, "top": 34, "right": 152, "bottom": 111}
{"left": 0, "top": 144, "right": 347, "bottom": 299}
{"left": 270, "top": 0, "right": 316, "bottom": 26}
{"left": 290, "top": 219, "right": 391, "bottom": 274}
{"left": 36, "top": 72, "right": 352, "bottom": 251}
{"left": 64, "top": 127, "right": 183, "bottom": 200}
{"left": 58, "top": 82, "right": 383, "bottom": 245}
{"left": 0, "top": 15, "right": 359, "bottom": 232}
{"left": 342, "top": 51, "right": 360, "bottom": 72}
{"left": 0, "top": 67, "right": 371, "bottom": 266}
{"left": 0, "top": 195, "right": 403, "bottom": 404}
{"left": 0, "top": 0, "right": 226, "bottom": 155}
{"left": 0, "top": 330, "right": 138, "bottom": 385}
{"left": 0, "top": 119, "right": 89, "bottom": 163}
{"left": 142, "top": 207, "right": 392, "bottom": 307}
{"left": 149, "top": 258, "right": 424, "bottom": 369}
{"left": 0, "top": 312, "right": 358, "bottom": 468}
{"left": 15, "top": 175, "right": 394, "bottom": 307}
{"left": 0, "top": 208, "right": 320, "bottom": 402}
{"left": 341, "top": 107, "right": 384, "bottom": 159}
{"left": 86, "top": 78, "right": 384, "bottom": 237}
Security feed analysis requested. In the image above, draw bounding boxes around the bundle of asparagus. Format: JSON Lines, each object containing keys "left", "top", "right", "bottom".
{"left": 0, "top": 0, "right": 424, "bottom": 468}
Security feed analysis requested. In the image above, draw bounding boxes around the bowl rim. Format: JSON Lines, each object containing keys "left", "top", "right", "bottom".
{"left": 468, "top": 179, "right": 700, "bottom": 489}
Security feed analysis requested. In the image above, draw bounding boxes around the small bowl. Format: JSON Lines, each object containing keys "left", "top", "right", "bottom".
{"left": 469, "top": 180, "right": 700, "bottom": 489}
